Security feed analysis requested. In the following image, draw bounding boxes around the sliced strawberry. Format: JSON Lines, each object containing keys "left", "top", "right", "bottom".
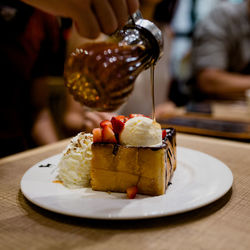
{"left": 129, "top": 114, "right": 145, "bottom": 119}
{"left": 111, "top": 117, "right": 125, "bottom": 134}
{"left": 115, "top": 115, "right": 128, "bottom": 123}
{"left": 100, "top": 120, "right": 113, "bottom": 129}
{"left": 162, "top": 129, "right": 167, "bottom": 139}
{"left": 93, "top": 128, "right": 102, "bottom": 143}
{"left": 102, "top": 125, "right": 117, "bottom": 143}
{"left": 126, "top": 186, "right": 138, "bottom": 199}
{"left": 124, "top": 116, "right": 129, "bottom": 122}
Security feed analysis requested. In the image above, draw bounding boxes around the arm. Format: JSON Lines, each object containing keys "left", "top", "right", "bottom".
{"left": 31, "top": 77, "right": 60, "bottom": 145}
{"left": 191, "top": 4, "right": 250, "bottom": 98}
{"left": 21, "top": 0, "right": 139, "bottom": 38}
{"left": 197, "top": 69, "right": 250, "bottom": 96}
{"left": 155, "top": 101, "right": 179, "bottom": 119}
{"left": 63, "top": 93, "right": 116, "bottom": 136}
{"left": 32, "top": 108, "right": 59, "bottom": 145}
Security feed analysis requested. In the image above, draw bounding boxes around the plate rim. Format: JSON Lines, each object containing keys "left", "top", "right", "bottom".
{"left": 20, "top": 146, "right": 233, "bottom": 220}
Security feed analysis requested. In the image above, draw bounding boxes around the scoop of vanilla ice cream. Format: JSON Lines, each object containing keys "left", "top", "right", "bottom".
{"left": 120, "top": 116, "right": 162, "bottom": 147}
{"left": 58, "top": 132, "right": 93, "bottom": 188}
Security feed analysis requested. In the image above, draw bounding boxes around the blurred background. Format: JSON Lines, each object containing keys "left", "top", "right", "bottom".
{"left": 1, "top": 0, "right": 249, "bottom": 157}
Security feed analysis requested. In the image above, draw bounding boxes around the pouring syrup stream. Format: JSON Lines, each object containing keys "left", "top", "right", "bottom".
{"left": 150, "top": 65, "right": 156, "bottom": 122}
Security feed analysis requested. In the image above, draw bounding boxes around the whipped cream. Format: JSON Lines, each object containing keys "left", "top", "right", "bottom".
{"left": 58, "top": 132, "right": 93, "bottom": 188}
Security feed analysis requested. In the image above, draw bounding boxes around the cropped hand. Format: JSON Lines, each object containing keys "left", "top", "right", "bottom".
{"left": 63, "top": 110, "right": 116, "bottom": 135}
{"left": 63, "top": 94, "right": 116, "bottom": 136}
{"left": 22, "top": 0, "right": 139, "bottom": 38}
{"left": 155, "top": 101, "right": 178, "bottom": 119}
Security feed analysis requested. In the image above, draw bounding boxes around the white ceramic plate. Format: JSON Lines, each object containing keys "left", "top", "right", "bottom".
{"left": 21, "top": 147, "right": 233, "bottom": 220}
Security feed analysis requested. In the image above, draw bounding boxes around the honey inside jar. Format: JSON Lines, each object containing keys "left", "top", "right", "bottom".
{"left": 64, "top": 41, "right": 149, "bottom": 111}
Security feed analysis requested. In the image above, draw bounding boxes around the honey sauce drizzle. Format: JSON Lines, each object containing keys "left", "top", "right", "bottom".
{"left": 150, "top": 65, "right": 156, "bottom": 122}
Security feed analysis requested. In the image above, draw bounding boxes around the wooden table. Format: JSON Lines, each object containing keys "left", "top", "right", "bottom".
{"left": 159, "top": 101, "right": 250, "bottom": 140}
{"left": 1, "top": 134, "right": 250, "bottom": 250}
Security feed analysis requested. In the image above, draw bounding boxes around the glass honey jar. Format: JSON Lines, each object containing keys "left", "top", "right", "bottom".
{"left": 64, "top": 11, "right": 163, "bottom": 111}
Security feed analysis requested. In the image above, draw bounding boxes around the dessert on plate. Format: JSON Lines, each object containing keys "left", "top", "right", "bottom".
{"left": 58, "top": 114, "right": 176, "bottom": 197}
{"left": 58, "top": 132, "right": 93, "bottom": 188}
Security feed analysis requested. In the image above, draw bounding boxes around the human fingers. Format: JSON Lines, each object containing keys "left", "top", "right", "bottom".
{"left": 84, "top": 111, "right": 117, "bottom": 131}
{"left": 126, "top": 0, "right": 140, "bottom": 14}
{"left": 98, "top": 112, "right": 117, "bottom": 120}
{"left": 92, "top": 0, "right": 118, "bottom": 35}
{"left": 71, "top": 0, "right": 138, "bottom": 38}
{"left": 108, "top": 0, "right": 129, "bottom": 28}
{"left": 73, "top": 1, "right": 100, "bottom": 38}
{"left": 63, "top": 112, "right": 86, "bottom": 136}
{"left": 84, "top": 119, "right": 96, "bottom": 132}
{"left": 155, "top": 102, "right": 177, "bottom": 119}
{"left": 84, "top": 111, "right": 103, "bottom": 128}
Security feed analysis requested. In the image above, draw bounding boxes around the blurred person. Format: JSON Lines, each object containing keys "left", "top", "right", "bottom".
{"left": 21, "top": 0, "right": 139, "bottom": 39}
{"left": 155, "top": 0, "right": 239, "bottom": 119}
{"left": 167, "top": 0, "right": 222, "bottom": 106}
{"left": 191, "top": 0, "right": 250, "bottom": 101}
{"left": 0, "top": 0, "right": 66, "bottom": 157}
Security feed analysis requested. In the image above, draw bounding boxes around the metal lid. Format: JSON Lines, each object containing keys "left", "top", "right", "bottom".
{"left": 129, "top": 11, "right": 163, "bottom": 62}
